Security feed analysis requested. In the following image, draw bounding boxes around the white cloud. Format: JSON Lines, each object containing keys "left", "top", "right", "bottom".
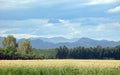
{"left": 108, "top": 6, "right": 120, "bottom": 13}
{"left": 0, "top": 19, "right": 82, "bottom": 39}
{"left": 84, "top": 0, "right": 119, "bottom": 5}
{"left": 0, "top": 19, "right": 49, "bottom": 27}
{"left": 78, "top": 22, "right": 120, "bottom": 41}
{"left": 0, "top": 0, "right": 119, "bottom": 10}
{"left": 96, "top": 25, "right": 105, "bottom": 32}
{"left": 0, "top": 0, "right": 35, "bottom": 10}
{"left": 0, "top": 30, "right": 7, "bottom": 34}
{"left": 59, "top": 19, "right": 69, "bottom": 24}
{"left": 95, "top": 22, "right": 120, "bottom": 32}
{"left": 0, "top": 33, "right": 72, "bottom": 39}
{"left": 0, "top": 28, "right": 19, "bottom": 34}
{"left": 59, "top": 19, "right": 81, "bottom": 36}
{"left": 114, "top": 23, "right": 120, "bottom": 27}
{"left": 0, "top": 33, "right": 40, "bottom": 39}
{"left": 45, "top": 23, "right": 54, "bottom": 27}
{"left": 0, "top": 0, "right": 76, "bottom": 10}
{"left": 0, "top": 19, "right": 49, "bottom": 36}
{"left": 0, "top": 18, "right": 120, "bottom": 40}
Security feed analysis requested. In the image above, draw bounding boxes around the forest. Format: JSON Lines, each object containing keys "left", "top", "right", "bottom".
{"left": 0, "top": 35, "right": 120, "bottom": 59}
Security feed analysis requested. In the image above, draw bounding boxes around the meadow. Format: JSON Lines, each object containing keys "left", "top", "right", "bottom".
{"left": 0, "top": 60, "right": 120, "bottom": 75}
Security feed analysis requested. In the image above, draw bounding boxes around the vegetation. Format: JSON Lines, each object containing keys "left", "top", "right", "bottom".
{"left": 0, "top": 35, "right": 120, "bottom": 75}
{"left": 0, "top": 35, "right": 33, "bottom": 59}
{"left": 0, "top": 35, "right": 120, "bottom": 59}
{"left": 18, "top": 39, "right": 32, "bottom": 54}
{"left": 56, "top": 45, "right": 120, "bottom": 59}
{"left": 32, "top": 49, "right": 56, "bottom": 59}
{"left": 0, "top": 60, "right": 120, "bottom": 75}
{"left": 2, "top": 35, "right": 16, "bottom": 48}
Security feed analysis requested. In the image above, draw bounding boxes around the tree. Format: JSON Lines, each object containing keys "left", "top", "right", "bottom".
{"left": 18, "top": 39, "right": 32, "bottom": 54}
{"left": 56, "top": 46, "right": 69, "bottom": 59}
{"left": 4, "top": 46, "right": 17, "bottom": 59}
{"left": 114, "top": 45, "right": 120, "bottom": 59}
{"left": 7, "top": 35, "right": 16, "bottom": 48}
{"left": 2, "top": 37, "right": 7, "bottom": 48}
{"left": 2, "top": 35, "right": 16, "bottom": 48}
{"left": 0, "top": 48, "right": 5, "bottom": 59}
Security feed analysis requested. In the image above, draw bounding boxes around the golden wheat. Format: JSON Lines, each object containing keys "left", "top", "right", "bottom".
{"left": 0, "top": 60, "right": 120, "bottom": 69}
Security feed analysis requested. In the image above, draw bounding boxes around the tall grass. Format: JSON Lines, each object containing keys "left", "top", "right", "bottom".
{"left": 0, "top": 60, "right": 120, "bottom": 75}
{"left": 0, "top": 66, "right": 120, "bottom": 75}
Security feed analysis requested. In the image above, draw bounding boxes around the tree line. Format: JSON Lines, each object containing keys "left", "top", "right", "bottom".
{"left": 56, "top": 45, "right": 120, "bottom": 59}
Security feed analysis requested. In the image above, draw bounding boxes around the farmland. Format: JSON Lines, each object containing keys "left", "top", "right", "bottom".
{"left": 0, "top": 60, "right": 120, "bottom": 75}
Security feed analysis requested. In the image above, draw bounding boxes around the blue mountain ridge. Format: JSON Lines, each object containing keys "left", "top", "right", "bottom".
{"left": 30, "top": 37, "right": 120, "bottom": 49}
{"left": 0, "top": 37, "right": 120, "bottom": 49}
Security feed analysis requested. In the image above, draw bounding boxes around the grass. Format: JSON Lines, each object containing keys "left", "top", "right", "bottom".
{"left": 32, "top": 49, "right": 56, "bottom": 58}
{"left": 0, "top": 60, "right": 120, "bottom": 75}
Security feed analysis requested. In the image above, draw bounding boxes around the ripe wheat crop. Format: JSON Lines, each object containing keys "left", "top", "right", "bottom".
{"left": 0, "top": 60, "right": 120, "bottom": 75}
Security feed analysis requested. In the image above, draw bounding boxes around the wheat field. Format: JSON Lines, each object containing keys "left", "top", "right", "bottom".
{"left": 0, "top": 60, "right": 120, "bottom": 75}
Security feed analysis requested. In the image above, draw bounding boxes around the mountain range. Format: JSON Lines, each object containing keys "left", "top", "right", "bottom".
{"left": 30, "top": 37, "right": 79, "bottom": 44}
{"left": 0, "top": 37, "right": 120, "bottom": 49}
{"left": 30, "top": 37, "right": 120, "bottom": 49}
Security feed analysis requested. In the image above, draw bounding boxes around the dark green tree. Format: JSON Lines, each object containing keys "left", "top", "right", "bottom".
{"left": 56, "top": 46, "right": 69, "bottom": 59}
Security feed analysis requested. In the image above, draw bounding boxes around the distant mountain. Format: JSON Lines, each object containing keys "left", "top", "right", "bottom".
{"left": 30, "top": 37, "right": 79, "bottom": 43}
{"left": 30, "top": 39, "right": 56, "bottom": 49}
{"left": 0, "top": 36, "right": 120, "bottom": 49}
{"left": 71, "top": 38, "right": 120, "bottom": 47}
{"left": 30, "top": 37, "right": 120, "bottom": 49}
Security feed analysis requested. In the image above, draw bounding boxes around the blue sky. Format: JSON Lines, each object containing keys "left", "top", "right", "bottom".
{"left": 0, "top": 0, "right": 120, "bottom": 41}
